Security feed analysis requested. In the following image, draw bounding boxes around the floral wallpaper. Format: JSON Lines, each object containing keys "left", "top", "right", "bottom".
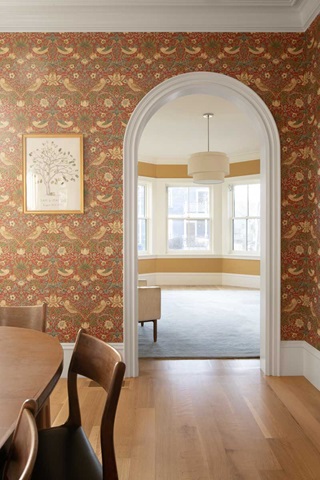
{"left": 0, "top": 18, "right": 319, "bottom": 346}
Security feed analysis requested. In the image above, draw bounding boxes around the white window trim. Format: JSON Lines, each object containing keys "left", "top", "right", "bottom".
{"left": 137, "top": 177, "right": 153, "bottom": 256}
{"left": 222, "top": 174, "right": 261, "bottom": 258}
{"left": 165, "top": 180, "right": 214, "bottom": 255}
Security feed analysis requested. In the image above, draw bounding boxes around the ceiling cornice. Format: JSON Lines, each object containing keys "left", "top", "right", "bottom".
{"left": 0, "top": 0, "right": 318, "bottom": 32}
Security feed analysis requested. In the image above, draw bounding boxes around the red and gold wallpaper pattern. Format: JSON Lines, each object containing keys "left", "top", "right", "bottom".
{"left": 0, "top": 19, "right": 319, "bottom": 346}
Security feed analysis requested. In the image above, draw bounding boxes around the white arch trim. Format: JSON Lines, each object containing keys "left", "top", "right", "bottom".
{"left": 123, "top": 72, "right": 281, "bottom": 378}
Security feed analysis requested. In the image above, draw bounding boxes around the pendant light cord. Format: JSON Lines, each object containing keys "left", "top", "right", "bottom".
{"left": 203, "top": 113, "right": 213, "bottom": 152}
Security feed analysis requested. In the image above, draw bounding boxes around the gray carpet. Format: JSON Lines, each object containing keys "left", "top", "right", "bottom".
{"left": 138, "top": 287, "right": 260, "bottom": 358}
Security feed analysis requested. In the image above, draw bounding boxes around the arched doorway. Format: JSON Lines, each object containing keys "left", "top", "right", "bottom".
{"left": 123, "top": 72, "right": 281, "bottom": 378}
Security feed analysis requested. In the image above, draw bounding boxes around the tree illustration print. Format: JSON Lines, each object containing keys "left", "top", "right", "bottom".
{"left": 28, "top": 140, "right": 79, "bottom": 196}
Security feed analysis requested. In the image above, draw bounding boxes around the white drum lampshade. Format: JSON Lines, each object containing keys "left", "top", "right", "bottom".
{"left": 188, "top": 151, "right": 229, "bottom": 184}
{"left": 188, "top": 113, "right": 229, "bottom": 184}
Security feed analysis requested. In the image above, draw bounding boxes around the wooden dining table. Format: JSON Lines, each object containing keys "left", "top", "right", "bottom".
{"left": 0, "top": 326, "right": 63, "bottom": 449}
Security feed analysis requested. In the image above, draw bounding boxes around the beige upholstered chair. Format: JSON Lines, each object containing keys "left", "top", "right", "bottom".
{"left": 138, "top": 281, "right": 161, "bottom": 342}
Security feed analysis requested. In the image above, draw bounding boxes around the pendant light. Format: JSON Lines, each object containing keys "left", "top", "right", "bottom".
{"left": 188, "top": 113, "right": 229, "bottom": 184}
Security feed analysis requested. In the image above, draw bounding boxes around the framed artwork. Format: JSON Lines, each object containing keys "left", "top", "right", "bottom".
{"left": 23, "top": 134, "right": 84, "bottom": 214}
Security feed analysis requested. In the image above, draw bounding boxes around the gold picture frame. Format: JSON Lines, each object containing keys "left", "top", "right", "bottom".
{"left": 23, "top": 134, "right": 84, "bottom": 214}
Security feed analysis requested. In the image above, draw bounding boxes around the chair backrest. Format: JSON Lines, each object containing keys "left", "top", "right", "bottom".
{"left": 2, "top": 399, "right": 38, "bottom": 480}
{"left": 0, "top": 303, "right": 47, "bottom": 332}
{"left": 66, "top": 329, "right": 126, "bottom": 480}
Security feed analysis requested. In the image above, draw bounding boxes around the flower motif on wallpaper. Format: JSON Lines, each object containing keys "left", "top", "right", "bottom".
{"left": 45, "top": 294, "right": 62, "bottom": 307}
{"left": 44, "top": 73, "right": 61, "bottom": 86}
{"left": 108, "top": 295, "right": 122, "bottom": 308}
{"left": 44, "top": 221, "right": 62, "bottom": 234}
{"left": 107, "top": 147, "right": 122, "bottom": 160}
{"left": 108, "top": 221, "right": 122, "bottom": 234}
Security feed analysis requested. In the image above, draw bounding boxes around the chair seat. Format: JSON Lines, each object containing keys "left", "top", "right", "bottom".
{"left": 32, "top": 426, "right": 102, "bottom": 480}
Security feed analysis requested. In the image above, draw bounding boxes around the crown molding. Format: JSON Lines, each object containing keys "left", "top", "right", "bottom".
{"left": 139, "top": 150, "right": 260, "bottom": 164}
{"left": 0, "top": 1, "right": 318, "bottom": 32}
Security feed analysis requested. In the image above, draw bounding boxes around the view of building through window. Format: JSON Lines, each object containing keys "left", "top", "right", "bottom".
{"left": 137, "top": 184, "right": 147, "bottom": 252}
{"left": 232, "top": 183, "right": 260, "bottom": 252}
{"left": 167, "top": 186, "right": 210, "bottom": 251}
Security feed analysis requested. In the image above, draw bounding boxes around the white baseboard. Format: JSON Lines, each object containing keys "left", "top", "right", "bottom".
{"left": 221, "top": 273, "right": 260, "bottom": 289}
{"left": 281, "top": 340, "right": 320, "bottom": 390}
{"left": 60, "top": 342, "right": 124, "bottom": 378}
{"left": 140, "top": 272, "right": 260, "bottom": 289}
{"left": 61, "top": 340, "right": 320, "bottom": 390}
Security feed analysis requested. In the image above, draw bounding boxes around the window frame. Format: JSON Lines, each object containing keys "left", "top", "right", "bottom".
{"left": 137, "top": 179, "right": 152, "bottom": 255}
{"left": 227, "top": 177, "right": 261, "bottom": 256}
{"left": 166, "top": 184, "right": 213, "bottom": 254}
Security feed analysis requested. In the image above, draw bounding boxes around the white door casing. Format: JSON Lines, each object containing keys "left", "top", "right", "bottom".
{"left": 123, "top": 71, "right": 281, "bottom": 377}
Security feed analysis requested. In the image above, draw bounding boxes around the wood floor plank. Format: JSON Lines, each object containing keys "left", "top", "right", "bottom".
{"left": 49, "top": 359, "right": 320, "bottom": 480}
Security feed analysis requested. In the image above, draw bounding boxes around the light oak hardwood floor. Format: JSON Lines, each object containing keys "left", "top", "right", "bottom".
{"left": 50, "top": 359, "right": 320, "bottom": 480}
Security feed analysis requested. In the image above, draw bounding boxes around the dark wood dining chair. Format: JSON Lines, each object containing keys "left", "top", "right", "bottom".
{"left": 0, "top": 303, "right": 47, "bottom": 332}
{"left": 0, "top": 303, "right": 50, "bottom": 429}
{"left": 31, "top": 328, "right": 126, "bottom": 480}
{"left": 1, "top": 399, "right": 38, "bottom": 480}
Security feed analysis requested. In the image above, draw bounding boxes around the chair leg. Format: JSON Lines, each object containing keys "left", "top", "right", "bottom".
{"left": 153, "top": 320, "right": 157, "bottom": 342}
{"left": 141, "top": 322, "right": 144, "bottom": 327}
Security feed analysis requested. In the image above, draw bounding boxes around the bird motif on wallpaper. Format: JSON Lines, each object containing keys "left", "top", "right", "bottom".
{"left": 97, "top": 268, "right": 113, "bottom": 277}
{"left": 27, "top": 226, "right": 43, "bottom": 240}
{"left": 284, "top": 151, "right": 298, "bottom": 165}
{"left": 0, "top": 226, "right": 15, "bottom": 240}
{"left": 96, "top": 194, "right": 112, "bottom": 203}
{"left": 32, "top": 46, "right": 49, "bottom": 55}
{"left": 63, "top": 226, "right": 80, "bottom": 241}
{"left": 97, "top": 46, "right": 113, "bottom": 55}
{"left": 32, "top": 120, "right": 49, "bottom": 129}
{"left": 64, "top": 300, "right": 79, "bottom": 314}
{"left": 91, "top": 152, "right": 107, "bottom": 165}
{"left": 57, "top": 119, "right": 73, "bottom": 128}
{"left": 33, "top": 268, "right": 49, "bottom": 277}
{"left": 121, "top": 47, "right": 137, "bottom": 55}
{"left": 248, "top": 46, "right": 265, "bottom": 54}
{"left": 63, "top": 299, "right": 108, "bottom": 319}
{"left": 288, "top": 47, "right": 303, "bottom": 55}
{"left": 127, "top": 78, "right": 144, "bottom": 93}
{"left": 57, "top": 46, "right": 73, "bottom": 55}
{"left": 0, "top": 153, "right": 12, "bottom": 165}
{"left": 63, "top": 78, "right": 79, "bottom": 93}
{"left": 91, "top": 300, "right": 107, "bottom": 314}
{"left": 288, "top": 194, "right": 303, "bottom": 203}
{"left": 283, "top": 225, "right": 298, "bottom": 239}
{"left": 224, "top": 46, "right": 240, "bottom": 55}
{"left": 283, "top": 298, "right": 298, "bottom": 312}
{"left": 91, "top": 78, "right": 106, "bottom": 92}
{"left": 91, "top": 226, "right": 107, "bottom": 240}
{"left": 57, "top": 268, "right": 74, "bottom": 277}
{"left": 96, "top": 120, "right": 112, "bottom": 129}
{"left": 185, "top": 47, "right": 201, "bottom": 54}
{"left": 160, "top": 47, "right": 176, "bottom": 55}
{"left": 288, "top": 268, "right": 304, "bottom": 276}
{"left": 0, "top": 78, "right": 13, "bottom": 92}
{"left": 63, "top": 77, "right": 107, "bottom": 98}
{"left": 27, "top": 78, "right": 43, "bottom": 92}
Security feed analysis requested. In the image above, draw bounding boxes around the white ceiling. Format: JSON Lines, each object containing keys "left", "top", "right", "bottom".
{"left": 0, "top": 0, "right": 318, "bottom": 32}
{"left": 139, "top": 94, "right": 261, "bottom": 164}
